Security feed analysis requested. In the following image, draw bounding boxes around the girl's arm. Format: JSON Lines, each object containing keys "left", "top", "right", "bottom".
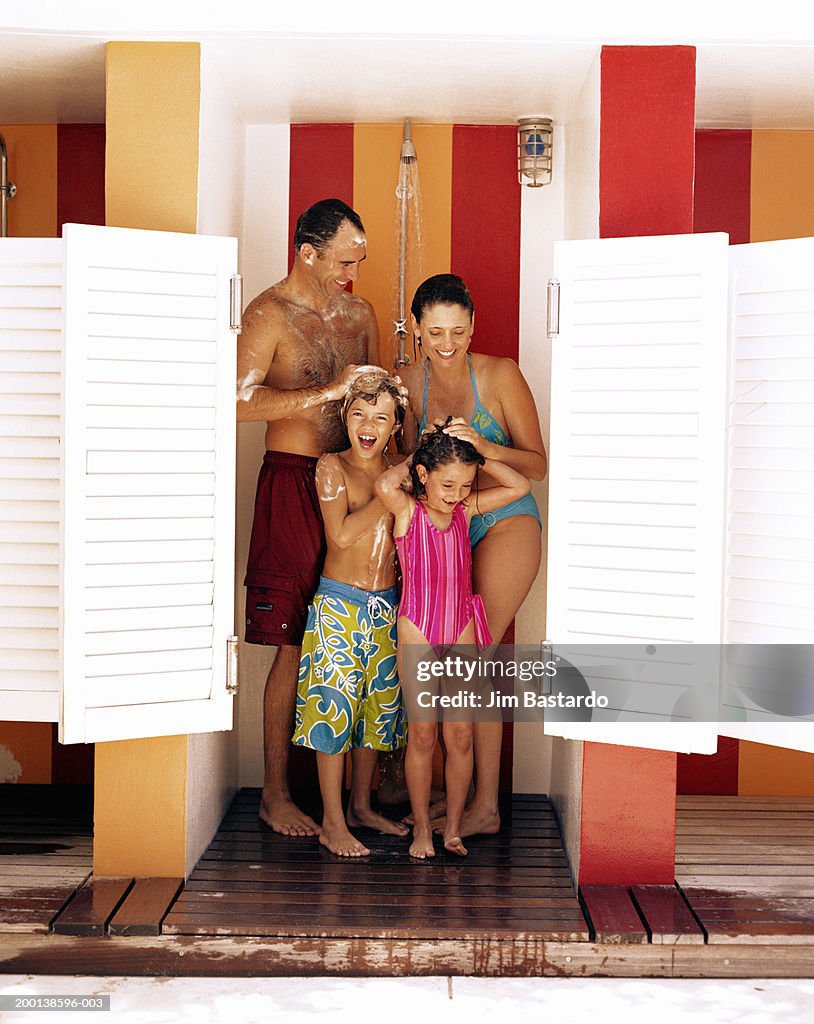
{"left": 316, "top": 455, "right": 389, "bottom": 550}
{"left": 374, "top": 459, "right": 414, "bottom": 533}
{"left": 468, "top": 457, "right": 530, "bottom": 519}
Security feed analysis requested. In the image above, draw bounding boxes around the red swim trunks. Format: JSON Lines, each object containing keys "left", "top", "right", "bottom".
{"left": 244, "top": 451, "right": 326, "bottom": 646}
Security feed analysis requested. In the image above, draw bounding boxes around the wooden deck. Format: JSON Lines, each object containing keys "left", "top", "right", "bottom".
{"left": 0, "top": 785, "right": 92, "bottom": 934}
{"left": 676, "top": 794, "right": 814, "bottom": 944}
{"left": 4, "top": 788, "right": 814, "bottom": 975}
{"left": 164, "top": 791, "right": 590, "bottom": 941}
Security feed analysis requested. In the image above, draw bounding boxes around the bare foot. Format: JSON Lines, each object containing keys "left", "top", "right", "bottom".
{"left": 319, "top": 822, "right": 370, "bottom": 858}
{"left": 409, "top": 825, "right": 436, "bottom": 859}
{"left": 432, "top": 806, "right": 500, "bottom": 838}
{"left": 347, "top": 807, "right": 409, "bottom": 836}
{"left": 444, "top": 833, "right": 468, "bottom": 856}
{"left": 259, "top": 793, "right": 321, "bottom": 837}
{"left": 402, "top": 796, "right": 447, "bottom": 826}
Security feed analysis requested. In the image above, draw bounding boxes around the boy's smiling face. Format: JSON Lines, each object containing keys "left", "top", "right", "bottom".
{"left": 345, "top": 394, "right": 397, "bottom": 459}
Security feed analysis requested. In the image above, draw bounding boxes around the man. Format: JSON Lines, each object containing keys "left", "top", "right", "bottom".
{"left": 237, "top": 198, "right": 380, "bottom": 836}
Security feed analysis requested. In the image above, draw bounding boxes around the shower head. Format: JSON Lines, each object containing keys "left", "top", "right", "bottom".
{"left": 400, "top": 119, "right": 417, "bottom": 163}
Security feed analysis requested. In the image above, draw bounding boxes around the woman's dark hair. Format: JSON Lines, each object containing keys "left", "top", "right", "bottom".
{"left": 410, "top": 418, "right": 484, "bottom": 501}
{"left": 293, "top": 198, "right": 365, "bottom": 255}
{"left": 410, "top": 273, "right": 474, "bottom": 324}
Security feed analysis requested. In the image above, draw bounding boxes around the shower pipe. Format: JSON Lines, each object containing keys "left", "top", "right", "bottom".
{"left": 394, "top": 119, "right": 416, "bottom": 368}
{"left": 0, "top": 133, "right": 17, "bottom": 237}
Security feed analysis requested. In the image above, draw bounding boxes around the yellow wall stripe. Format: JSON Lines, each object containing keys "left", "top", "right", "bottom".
{"left": 739, "top": 741, "right": 814, "bottom": 796}
{"left": 105, "top": 42, "right": 200, "bottom": 233}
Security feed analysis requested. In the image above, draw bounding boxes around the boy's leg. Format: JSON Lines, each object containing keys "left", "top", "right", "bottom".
{"left": 347, "top": 748, "right": 409, "bottom": 836}
{"left": 316, "top": 751, "right": 370, "bottom": 857}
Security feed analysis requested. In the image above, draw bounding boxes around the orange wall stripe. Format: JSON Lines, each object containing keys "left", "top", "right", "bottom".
{"left": 750, "top": 131, "right": 814, "bottom": 242}
{"left": 353, "top": 123, "right": 452, "bottom": 369}
{"left": 0, "top": 722, "right": 52, "bottom": 784}
{"left": 105, "top": 42, "right": 200, "bottom": 233}
{"left": 0, "top": 124, "right": 57, "bottom": 237}
{"left": 739, "top": 741, "right": 814, "bottom": 797}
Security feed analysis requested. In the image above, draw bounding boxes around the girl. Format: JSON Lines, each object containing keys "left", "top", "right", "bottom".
{"left": 375, "top": 422, "right": 530, "bottom": 858}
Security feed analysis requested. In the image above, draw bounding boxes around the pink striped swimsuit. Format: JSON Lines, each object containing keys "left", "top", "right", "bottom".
{"left": 395, "top": 500, "right": 492, "bottom": 648}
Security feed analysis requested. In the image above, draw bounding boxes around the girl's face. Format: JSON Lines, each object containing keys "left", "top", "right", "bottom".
{"left": 411, "top": 303, "right": 474, "bottom": 366}
{"left": 417, "top": 458, "right": 478, "bottom": 514}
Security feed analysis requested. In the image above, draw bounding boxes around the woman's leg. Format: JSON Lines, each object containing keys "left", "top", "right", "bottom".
{"left": 465, "top": 515, "right": 542, "bottom": 837}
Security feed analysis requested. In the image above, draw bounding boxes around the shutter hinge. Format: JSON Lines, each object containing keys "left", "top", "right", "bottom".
{"left": 546, "top": 278, "right": 560, "bottom": 338}
{"left": 230, "top": 275, "right": 243, "bottom": 334}
{"left": 226, "top": 635, "right": 239, "bottom": 695}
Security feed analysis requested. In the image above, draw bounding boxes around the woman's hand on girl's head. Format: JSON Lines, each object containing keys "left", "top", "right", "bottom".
{"left": 442, "top": 417, "right": 490, "bottom": 455}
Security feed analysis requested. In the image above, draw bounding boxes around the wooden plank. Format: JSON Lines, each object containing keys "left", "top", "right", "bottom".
{"left": 51, "top": 877, "right": 133, "bottom": 936}
{"left": 579, "top": 886, "right": 647, "bottom": 944}
{"left": 0, "top": 896, "right": 73, "bottom": 935}
{"left": 630, "top": 885, "right": 705, "bottom": 944}
{"left": 109, "top": 878, "right": 183, "bottom": 937}
{"left": 7, "top": 933, "right": 814, "bottom": 978}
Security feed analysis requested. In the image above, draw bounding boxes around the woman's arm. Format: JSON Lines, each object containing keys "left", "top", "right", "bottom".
{"left": 316, "top": 456, "right": 389, "bottom": 550}
{"left": 468, "top": 457, "right": 530, "bottom": 518}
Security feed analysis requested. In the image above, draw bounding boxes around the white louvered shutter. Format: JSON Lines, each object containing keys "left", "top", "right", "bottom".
{"left": 0, "top": 240, "right": 63, "bottom": 722}
{"left": 720, "top": 237, "right": 814, "bottom": 752}
{"left": 60, "top": 224, "right": 237, "bottom": 743}
{"left": 544, "top": 233, "right": 730, "bottom": 752}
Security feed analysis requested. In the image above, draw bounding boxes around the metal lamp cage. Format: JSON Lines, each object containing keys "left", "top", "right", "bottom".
{"left": 517, "top": 118, "right": 553, "bottom": 188}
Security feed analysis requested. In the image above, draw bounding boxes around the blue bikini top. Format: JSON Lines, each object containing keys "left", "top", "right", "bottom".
{"left": 419, "top": 354, "right": 510, "bottom": 447}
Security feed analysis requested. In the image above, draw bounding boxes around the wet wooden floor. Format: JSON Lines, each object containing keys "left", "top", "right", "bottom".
{"left": 163, "top": 790, "right": 590, "bottom": 940}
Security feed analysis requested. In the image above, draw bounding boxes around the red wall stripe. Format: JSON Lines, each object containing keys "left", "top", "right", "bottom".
{"left": 599, "top": 46, "right": 696, "bottom": 238}
{"left": 677, "top": 736, "right": 739, "bottom": 795}
{"left": 579, "top": 46, "right": 698, "bottom": 885}
{"left": 57, "top": 124, "right": 106, "bottom": 233}
{"left": 450, "top": 125, "right": 521, "bottom": 360}
{"left": 693, "top": 129, "right": 751, "bottom": 244}
{"left": 288, "top": 124, "right": 355, "bottom": 270}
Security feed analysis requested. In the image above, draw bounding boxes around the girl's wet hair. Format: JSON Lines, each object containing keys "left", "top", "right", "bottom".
{"left": 410, "top": 273, "right": 474, "bottom": 323}
{"left": 293, "top": 198, "right": 365, "bottom": 255}
{"left": 410, "top": 417, "right": 484, "bottom": 501}
{"left": 341, "top": 369, "right": 407, "bottom": 432}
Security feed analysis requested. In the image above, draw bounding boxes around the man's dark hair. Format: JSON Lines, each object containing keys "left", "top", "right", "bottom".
{"left": 410, "top": 273, "right": 474, "bottom": 323}
{"left": 293, "top": 198, "right": 365, "bottom": 255}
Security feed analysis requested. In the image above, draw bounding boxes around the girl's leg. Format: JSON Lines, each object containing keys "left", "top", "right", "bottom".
{"left": 441, "top": 721, "right": 473, "bottom": 856}
{"left": 347, "top": 747, "right": 409, "bottom": 836}
{"left": 405, "top": 722, "right": 438, "bottom": 858}
{"left": 465, "top": 515, "right": 542, "bottom": 837}
{"left": 316, "top": 751, "right": 370, "bottom": 857}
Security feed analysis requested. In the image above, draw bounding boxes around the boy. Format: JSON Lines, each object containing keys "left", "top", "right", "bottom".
{"left": 292, "top": 370, "right": 409, "bottom": 856}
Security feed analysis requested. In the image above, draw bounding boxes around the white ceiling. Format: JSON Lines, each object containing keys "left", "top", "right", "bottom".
{"left": 2, "top": 6, "right": 814, "bottom": 128}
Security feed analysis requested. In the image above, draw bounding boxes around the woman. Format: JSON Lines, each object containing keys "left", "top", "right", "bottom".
{"left": 398, "top": 273, "right": 547, "bottom": 837}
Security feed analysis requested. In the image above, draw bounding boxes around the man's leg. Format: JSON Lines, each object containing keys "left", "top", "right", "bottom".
{"left": 259, "top": 644, "right": 320, "bottom": 836}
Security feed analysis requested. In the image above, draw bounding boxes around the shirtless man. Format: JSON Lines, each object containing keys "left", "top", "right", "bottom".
{"left": 236, "top": 198, "right": 380, "bottom": 836}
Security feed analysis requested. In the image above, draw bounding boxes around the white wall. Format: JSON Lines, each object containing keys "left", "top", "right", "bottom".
{"left": 235, "top": 124, "right": 291, "bottom": 788}
{"left": 565, "top": 52, "right": 601, "bottom": 242}
{"left": 513, "top": 123, "right": 566, "bottom": 795}
{"left": 184, "top": 45, "right": 247, "bottom": 874}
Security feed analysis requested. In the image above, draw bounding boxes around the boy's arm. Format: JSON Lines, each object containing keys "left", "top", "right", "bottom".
{"left": 469, "top": 458, "right": 531, "bottom": 518}
{"left": 316, "top": 456, "right": 391, "bottom": 550}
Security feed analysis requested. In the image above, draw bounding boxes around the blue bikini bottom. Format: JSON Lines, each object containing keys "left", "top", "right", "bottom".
{"left": 469, "top": 493, "right": 542, "bottom": 548}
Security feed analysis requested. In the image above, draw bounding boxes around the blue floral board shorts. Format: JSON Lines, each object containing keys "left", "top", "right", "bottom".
{"left": 292, "top": 577, "right": 406, "bottom": 755}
